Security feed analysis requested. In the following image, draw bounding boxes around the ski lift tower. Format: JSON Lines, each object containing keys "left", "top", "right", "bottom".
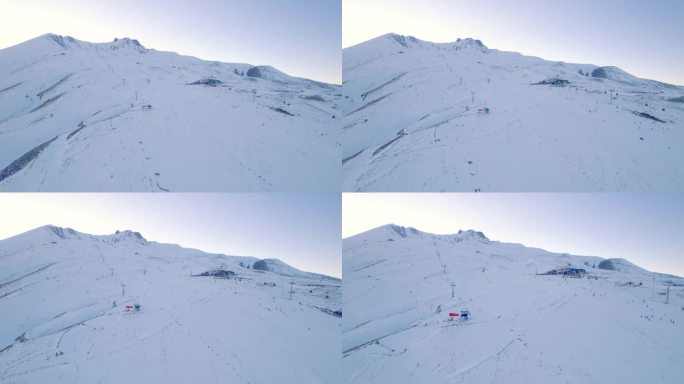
{"left": 666, "top": 282, "right": 671, "bottom": 304}
{"left": 289, "top": 280, "right": 295, "bottom": 300}
{"left": 450, "top": 282, "right": 456, "bottom": 298}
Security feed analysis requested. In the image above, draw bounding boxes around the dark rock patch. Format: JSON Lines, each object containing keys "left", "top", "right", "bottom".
{"left": 0, "top": 136, "right": 59, "bottom": 183}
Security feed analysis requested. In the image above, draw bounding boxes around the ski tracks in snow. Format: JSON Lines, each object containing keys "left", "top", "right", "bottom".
{"left": 445, "top": 337, "right": 521, "bottom": 383}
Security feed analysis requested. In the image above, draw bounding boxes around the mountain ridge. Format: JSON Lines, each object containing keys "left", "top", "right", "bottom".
{"left": 344, "top": 223, "right": 680, "bottom": 277}
{"left": 2, "top": 225, "right": 336, "bottom": 280}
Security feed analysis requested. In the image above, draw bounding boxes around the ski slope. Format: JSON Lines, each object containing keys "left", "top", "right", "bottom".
{"left": 0, "top": 225, "right": 341, "bottom": 383}
{"left": 343, "top": 224, "right": 684, "bottom": 383}
{"left": 0, "top": 34, "right": 340, "bottom": 191}
{"left": 342, "top": 34, "right": 684, "bottom": 191}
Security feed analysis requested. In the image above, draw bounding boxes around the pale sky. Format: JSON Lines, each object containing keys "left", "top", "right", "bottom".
{"left": 344, "top": 0, "right": 684, "bottom": 86}
{"left": 0, "top": 193, "right": 341, "bottom": 278}
{"left": 0, "top": 0, "right": 341, "bottom": 84}
{"left": 343, "top": 193, "right": 684, "bottom": 277}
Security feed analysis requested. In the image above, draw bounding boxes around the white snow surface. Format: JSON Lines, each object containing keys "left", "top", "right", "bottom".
{"left": 343, "top": 224, "right": 684, "bottom": 383}
{"left": 0, "top": 225, "right": 341, "bottom": 383}
{"left": 0, "top": 34, "right": 340, "bottom": 191}
{"left": 342, "top": 33, "right": 684, "bottom": 191}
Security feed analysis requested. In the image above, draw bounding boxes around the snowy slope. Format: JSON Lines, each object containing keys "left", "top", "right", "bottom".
{"left": 0, "top": 34, "right": 340, "bottom": 191}
{"left": 0, "top": 225, "right": 341, "bottom": 383}
{"left": 342, "top": 34, "right": 684, "bottom": 191}
{"left": 343, "top": 224, "right": 684, "bottom": 383}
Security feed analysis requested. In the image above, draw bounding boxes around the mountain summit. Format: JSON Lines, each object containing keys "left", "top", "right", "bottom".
{"left": 42, "top": 34, "right": 146, "bottom": 52}
{"left": 386, "top": 33, "right": 488, "bottom": 51}
{"left": 28, "top": 225, "right": 147, "bottom": 244}
{"left": 455, "top": 229, "right": 490, "bottom": 243}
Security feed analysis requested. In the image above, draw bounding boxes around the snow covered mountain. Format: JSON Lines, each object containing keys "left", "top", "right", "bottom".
{"left": 0, "top": 34, "right": 340, "bottom": 191}
{"left": 343, "top": 224, "right": 684, "bottom": 383}
{"left": 342, "top": 33, "right": 684, "bottom": 191}
{"left": 0, "top": 225, "right": 341, "bottom": 383}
